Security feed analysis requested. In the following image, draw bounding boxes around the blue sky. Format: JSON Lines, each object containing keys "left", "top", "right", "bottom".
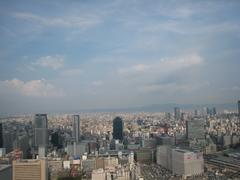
{"left": 0, "top": 0, "right": 240, "bottom": 113}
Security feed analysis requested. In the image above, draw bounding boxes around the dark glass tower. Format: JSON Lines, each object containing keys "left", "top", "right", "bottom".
{"left": 113, "top": 117, "right": 123, "bottom": 141}
{"left": 34, "top": 114, "right": 48, "bottom": 147}
{"left": 0, "top": 123, "right": 3, "bottom": 148}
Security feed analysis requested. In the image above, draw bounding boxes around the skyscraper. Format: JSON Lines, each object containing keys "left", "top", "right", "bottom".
{"left": 186, "top": 119, "right": 205, "bottom": 140}
{"left": 113, "top": 117, "right": 123, "bottom": 141}
{"left": 72, "top": 115, "right": 80, "bottom": 143}
{"left": 238, "top": 100, "right": 240, "bottom": 117}
{"left": 34, "top": 114, "right": 48, "bottom": 147}
{"left": 174, "top": 107, "right": 180, "bottom": 120}
{"left": 0, "top": 123, "right": 3, "bottom": 148}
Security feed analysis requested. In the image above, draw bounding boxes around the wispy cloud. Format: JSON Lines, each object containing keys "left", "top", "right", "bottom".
{"left": 142, "top": 20, "right": 240, "bottom": 35}
{"left": 61, "top": 68, "right": 83, "bottom": 77}
{"left": 118, "top": 53, "right": 203, "bottom": 77}
{"left": 13, "top": 12, "right": 102, "bottom": 29}
{"left": 117, "top": 53, "right": 204, "bottom": 94}
{"left": 221, "top": 86, "right": 240, "bottom": 92}
{"left": 139, "top": 81, "right": 210, "bottom": 94}
{"left": 92, "top": 81, "right": 103, "bottom": 86}
{"left": 34, "top": 55, "right": 64, "bottom": 70}
{"left": 2, "top": 78, "right": 63, "bottom": 97}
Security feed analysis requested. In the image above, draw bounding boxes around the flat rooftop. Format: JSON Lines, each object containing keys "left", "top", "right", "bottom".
{"left": 0, "top": 164, "right": 11, "bottom": 171}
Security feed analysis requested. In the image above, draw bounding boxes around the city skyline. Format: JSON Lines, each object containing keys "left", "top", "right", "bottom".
{"left": 0, "top": 0, "right": 240, "bottom": 113}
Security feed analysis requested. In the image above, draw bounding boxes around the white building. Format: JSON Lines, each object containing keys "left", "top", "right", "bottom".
{"left": 92, "top": 168, "right": 105, "bottom": 180}
{"left": 172, "top": 148, "right": 204, "bottom": 177}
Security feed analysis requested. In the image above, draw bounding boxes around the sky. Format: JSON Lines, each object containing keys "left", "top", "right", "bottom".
{"left": 0, "top": 0, "right": 240, "bottom": 113}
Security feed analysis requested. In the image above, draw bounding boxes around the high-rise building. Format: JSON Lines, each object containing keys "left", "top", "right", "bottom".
{"left": 13, "top": 135, "right": 29, "bottom": 159}
{"left": 186, "top": 119, "right": 205, "bottom": 140}
{"left": 12, "top": 159, "right": 47, "bottom": 180}
{"left": 194, "top": 109, "right": 198, "bottom": 117}
{"left": 34, "top": 114, "right": 48, "bottom": 147}
{"left": 156, "top": 145, "right": 172, "bottom": 170}
{"left": 4, "top": 130, "right": 15, "bottom": 153}
{"left": 212, "top": 107, "right": 216, "bottom": 116}
{"left": 72, "top": 115, "right": 80, "bottom": 143}
{"left": 113, "top": 117, "right": 123, "bottom": 141}
{"left": 66, "top": 142, "right": 88, "bottom": 157}
{"left": 0, "top": 123, "right": 3, "bottom": 148}
{"left": 238, "top": 100, "right": 240, "bottom": 117}
{"left": 206, "top": 107, "right": 216, "bottom": 117}
{"left": 172, "top": 148, "right": 204, "bottom": 177}
{"left": 174, "top": 107, "right": 181, "bottom": 120}
{"left": 51, "top": 131, "right": 63, "bottom": 149}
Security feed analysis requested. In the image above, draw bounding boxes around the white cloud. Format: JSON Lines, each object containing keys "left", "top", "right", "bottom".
{"left": 3, "top": 78, "right": 63, "bottom": 97}
{"left": 142, "top": 20, "right": 240, "bottom": 35}
{"left": 139, "top": 83, "right": 192, "bottom": 93}
{"left": 139, "top": 82, "right": 209, "bottom": 94}
{"left": 221, "top": 86, "right": 240, "bottom": 92}
{"left": 13, "top": 12, "right": 102, "bottom": 30}
{"left": 35, "top": 55, "right": 64, "bottom": 70}
{"left": 61, "top": 68, "right": 83, "bottom": 77}
{"left": 232, "top": 86, "right": 240, "bottom": 91}
{"left": 92, "top": 81, "right": 103, "bottom": 86}
{"left": 118, "top": 53, "right": 203, "bottom": 77}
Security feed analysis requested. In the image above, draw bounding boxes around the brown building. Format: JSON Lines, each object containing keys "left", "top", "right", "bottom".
{"left": 12, "top": 159, "right": 47, "bottom": 180}
{"left": 135, "top": 148, "right": 155, "bottom": 163}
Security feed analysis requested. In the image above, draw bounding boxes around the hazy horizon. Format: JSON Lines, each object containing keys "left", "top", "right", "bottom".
{"left": 0, "top": 0, "right": 240, "bottom": 113}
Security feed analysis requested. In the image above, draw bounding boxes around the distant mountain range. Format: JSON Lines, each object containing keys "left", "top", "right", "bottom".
{"left": 0, "top": 103, "right": 238, "bottom": 116}
{"left": 79, "top": 103, "right": 238, "bottom": 113}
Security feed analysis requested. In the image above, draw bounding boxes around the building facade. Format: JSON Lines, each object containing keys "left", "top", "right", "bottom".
{"left": 172, "top": 148, "right": 204, "bottom": 177}
{"left": 12, "top": 159, "right": 47, "bottom": 180}
{"left": 72, "top": 115, "right": 80, "bottom": 143}
{"left": 34, "top": 114, "right": 48, "bottom": 148}
{"left": 186, "top": 119, "right": 205, "bottom": 140}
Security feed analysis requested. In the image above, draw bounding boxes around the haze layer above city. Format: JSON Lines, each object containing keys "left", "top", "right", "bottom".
{"left": 0, "top": 0, "right": 240, "bottom": 114}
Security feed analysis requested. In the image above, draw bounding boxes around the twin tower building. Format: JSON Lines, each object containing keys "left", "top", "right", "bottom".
{"left": 34, "top": 114, "right": 80, "bottom": 157}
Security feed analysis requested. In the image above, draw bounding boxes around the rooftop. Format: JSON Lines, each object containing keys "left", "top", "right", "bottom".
{"left": 0, "top": 164, "right": 11, "bottom": 171}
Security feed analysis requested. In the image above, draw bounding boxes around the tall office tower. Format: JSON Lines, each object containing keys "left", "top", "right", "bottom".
{"left": 34, "top": 114, "right": 48, "bottom": 148}
{"left": 238, "top": 100, "right": 240, "bottom": 129}
{"left": 212, "top": 107, "right": 216, "bottom": 116}
{"left": 113, "top": 117, "right": 124, "bottom": 141}
{"left": 194, "top": 109, "right": 198, "bottom": 117}
{"left": 174, "top": 107, "right": 181, "bottom": 120}
{"left": 72, "top": 115, "right": 80, "bottom": 143}
{"left": 12, "top": 159, "right": 47, "bottom": 180}
{"left": 206, "top": 107, "right": 210, "bottom": 116}
{"left": 0, "top": 123, "right": 3, "bottom": 148}
{"left": 238, "top": 100, "right": 240, "bottom": 117}
{"left": 186, "top": 119, "right": 205, "bottom": 140}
